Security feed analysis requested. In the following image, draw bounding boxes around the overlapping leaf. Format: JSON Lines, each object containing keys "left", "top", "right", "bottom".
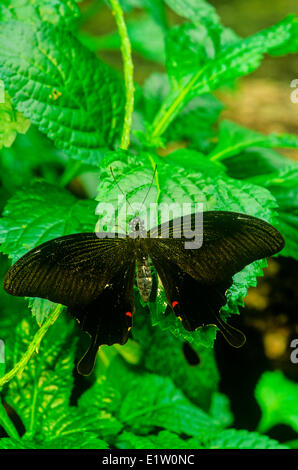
{"left": 0, "top": 19, "right": 124, "bottom": 165}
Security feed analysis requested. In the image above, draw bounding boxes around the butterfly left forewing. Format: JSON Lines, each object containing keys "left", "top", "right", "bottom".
{"left": 3, "top": 232, "right": 137, "bottom": 375}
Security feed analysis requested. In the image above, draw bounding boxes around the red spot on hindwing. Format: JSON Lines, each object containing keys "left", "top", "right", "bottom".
{"left": 125, "top": 311, "right": 132, "bottom": 318}
{"left": 172, "top": 301, "right": 179, "bottom": 308}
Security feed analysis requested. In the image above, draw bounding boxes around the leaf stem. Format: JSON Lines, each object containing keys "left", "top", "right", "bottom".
{"left": 0, "top": 305, "right": 63, "bottom": 388}
{"left": 109, "top": 0, "right": 134, "bottom": 150}
{"left": 150, "top": 68, "right": 205, "bottom": 139}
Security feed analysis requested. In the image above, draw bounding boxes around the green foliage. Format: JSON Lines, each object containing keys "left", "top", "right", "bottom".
{"left": 0, "top": 19, "right": 124, "bottom": 165}
{"left": 0, "top": 92, "right": 30, "bottom": 149}
{"left": 255, "top": 371, "right": 298, "bottom": 434}
{"left": 0, "top": 0, "right": 82, "bottom": 28}
{"left": 0, "top": 181, "right": 97, "bottom": 261}
{"left": 0, "top": 0, "right": 297, "bottom": 452}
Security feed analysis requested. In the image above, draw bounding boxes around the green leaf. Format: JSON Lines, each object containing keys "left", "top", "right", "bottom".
{"left": 202, "top": 429, "right": 288, "bottom": 449}
{"left": 0, "top": 20, "right": 124, "bottom": 166}
{"left": 28, "top": 298, "right": 58, "bottom": 326}
{"left": 0, "top": 181, "right": 97, "bottom": 322}
{"left": 0, "top": 181, "right": 97, "bottom": 261}
{"left": 269, "top": 16, "right": 298, "bottom": 55}
{"left": 209, "top": 120, "right": 298, "bottom": 162}
{"left": 0, "top": 0, "right": 81, "bottom": 29}
{"left": 120, "top": 0, "right": 167, "bottom": 28}
{"left": 150, "top": 15, "right": 298, "bottom": 138}
{"left": 41, "top": 406, "right": 122, "bottom": 443}
{"left": 255, "top": 370, "right": 298, "bottom": 434}
{"left": 116, "top": 430, "right": 203, "bottom": 449}
{"left": 4, "top": 314, "right": 77, "bottom": 438}
{"left": 248, "top": 167, "right": 298, "bottom": 260}
{"left": 209, "top": 393, "right": 234, "bottom": 429}
{"left": 105, "top": 358, "right": 220, "bottom": 437}
{"left": 135, "top": 73, "right": 223, "bottom": 152}
{"left": 0, "top": 127, "right": 67, "bottom": 194}
{"left": 223, "top": 147, "right": 297, "bottom": 180}
{"left": 0, "top": 92, "right": 30, "bottom": 149}
{"left": 0, "top": 434, "right": 109, "bottom": 449}
{"left": 165, "top": 0, "right": 220, "bottom": 26}
{"left": 132, "top": 296, "right": 220, "bottom": 411}
{"left": 116, "top": 428, "right": 287, "bottom": 449}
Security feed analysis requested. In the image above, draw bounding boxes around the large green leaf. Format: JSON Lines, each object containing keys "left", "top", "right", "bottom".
{"left": 0, "top": 20, "right": 124, "bottom": 166}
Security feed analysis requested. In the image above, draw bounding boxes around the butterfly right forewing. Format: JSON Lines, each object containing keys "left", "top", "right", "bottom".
{"left": 148, "top": 211, "right": 285, "bottom": 284}
{"left": 146, "top": 211, "right": 285, "bottom": 346}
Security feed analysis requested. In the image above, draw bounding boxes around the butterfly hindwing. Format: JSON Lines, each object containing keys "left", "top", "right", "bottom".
{"left": 71, "top": 258, "right": 136, "bottom": 375}
{"left": 148, "top": 245, "right": 245, "bottom": 347}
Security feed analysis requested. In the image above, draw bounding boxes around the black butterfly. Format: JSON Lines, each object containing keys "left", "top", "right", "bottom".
{"left": 3, "top": 210, "right": 284, "bottom": 375}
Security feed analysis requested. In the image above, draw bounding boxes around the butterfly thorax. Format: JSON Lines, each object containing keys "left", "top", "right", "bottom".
{"left": 128, "top": 217, "right": 152, "bottom": 302}
{"left": 136, "top": 254, "right": 152, "bottom": 303}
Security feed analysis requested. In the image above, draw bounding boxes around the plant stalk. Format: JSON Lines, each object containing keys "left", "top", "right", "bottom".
{"left": 0, "top": 304, "right": 63, "bottom": 388}
{"left": 109, "top": 0, "right": 134, "bottom": 150}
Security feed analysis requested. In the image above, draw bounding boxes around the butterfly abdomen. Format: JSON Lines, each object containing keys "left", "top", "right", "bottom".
{"left": 136, "top": 256, "right": 152, "bottom": 303}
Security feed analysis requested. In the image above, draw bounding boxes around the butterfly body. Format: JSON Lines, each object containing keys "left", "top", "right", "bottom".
{"left": 3, "top": 210, "right": 285, "bottom": 375}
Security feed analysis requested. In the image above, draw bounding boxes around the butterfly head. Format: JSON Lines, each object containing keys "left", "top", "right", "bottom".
{"left": 129, "top": 216, "right": 146, "bottom": 238}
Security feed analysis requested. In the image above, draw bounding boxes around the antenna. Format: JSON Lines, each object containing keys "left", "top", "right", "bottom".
{"left": 140, "top": 164, "right": 157, "bottom": 210}
{"left": 109, "top": 164, "right": 157, "bottom": 224}
{"left": 110, "top": 166, "right": 134, "bottom": 212}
